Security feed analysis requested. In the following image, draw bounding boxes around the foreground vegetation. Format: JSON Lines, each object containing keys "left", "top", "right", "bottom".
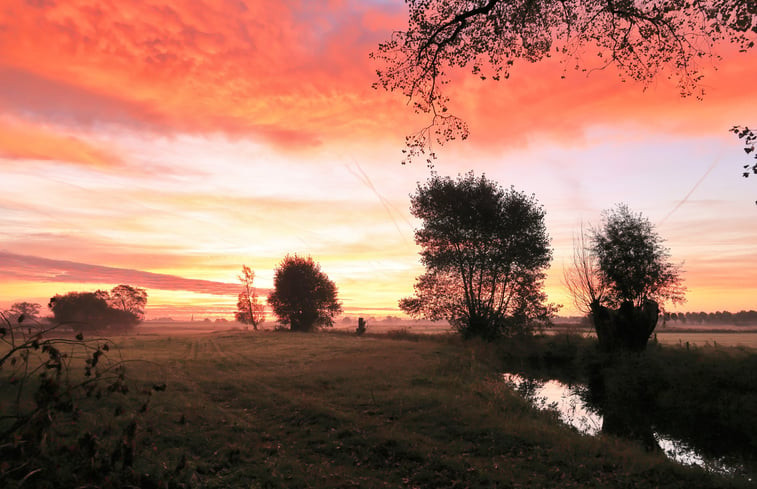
{"left": 3, "top": 328, "right": 753, "bottom": 488}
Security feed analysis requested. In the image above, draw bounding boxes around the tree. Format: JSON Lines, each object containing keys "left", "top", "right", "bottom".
{"left": 373, "top": 1, "right": 755, "bottom": 165}
{"left": 267, "top": 255, "right": 342, "bottom": 332}
{"left": 563, "top": 225, "right": 606, "bottom": 315}
{"left": 108, "top": 284, "right": 148, "bottom": 321}
{"left": 49, "top": 292, "right": 112, "bottom": 333}
{"left": 731, "top": 125, "right": 757, "bottom": 202}
{"left": 399, "top": 172, "right": 557, "bottom": 340}
{"left": 49, "top": 285, "right": 147, "bottom": 333}
{"left": 235, "top": 265, "right": 265, "bottom": 329}
{"left": 593, "top": 204, "right": 685, "bottom": 308}
{"left": 566, "top": 204, "right": 685, "bottom": 350}
{"left": 5, "top": 301, "right": 42, "bottom": 323}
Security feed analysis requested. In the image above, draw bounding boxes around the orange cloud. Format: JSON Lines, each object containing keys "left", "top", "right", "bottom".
{"left": 0, "top": 119, "right": 120, "bottom": 168}
{"left": 1, "top": 0, "right": 753, "bottom": 153}
{"left": 446, "top": 46, "right": 757, "bottom": 151}
{"left": 0, "top": 0, "right": 412, "bottom": 148}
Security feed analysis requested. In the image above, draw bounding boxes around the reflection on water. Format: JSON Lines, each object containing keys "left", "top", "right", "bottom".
{"left": 503, "top": 374, "right": 602, "bottom": 436}
{"left": 503, "top": 373, "right": 746, "bottom": 477}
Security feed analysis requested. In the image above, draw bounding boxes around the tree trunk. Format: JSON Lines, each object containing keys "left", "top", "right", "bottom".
{"left": 590, "top": 300, "right": 659, "bottom": 352}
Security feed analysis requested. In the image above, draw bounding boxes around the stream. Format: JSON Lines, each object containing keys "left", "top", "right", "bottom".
{"left": 502, "top": 373, "right": 751, "bottom": 479}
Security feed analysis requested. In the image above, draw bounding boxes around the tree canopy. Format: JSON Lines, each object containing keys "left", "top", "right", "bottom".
{"left": 373, "top": 0, "right": 756, "bottom": 164}
{"left": 108, "top": 285, "right": 148, "bottom": 321}
{"left": 565, "top": 204, "right": 685, "bottom": 350}
{"left": 267, "top": 255, "right": 342, "bottom": 332}
{"left": 3, "top": 302, "right": 42, "bottom": 324}
{"left": 235, "top": 265, "right": 265, "bottom": 329}
{"left": 732, "top": 125, "right": 757, "bottom": 185}
{"left": 399, "top": 172, "right": 557, "bottom": 339}
{"left": 49, "top": 285, "right": 148, "bottom": 333}
{"left": 592, "top": 204, "right": 685, "bottom": 308}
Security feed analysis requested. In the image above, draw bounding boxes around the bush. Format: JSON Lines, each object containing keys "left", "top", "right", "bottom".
{"left": 0, "top": 310, "right": 169, "bottom": 488}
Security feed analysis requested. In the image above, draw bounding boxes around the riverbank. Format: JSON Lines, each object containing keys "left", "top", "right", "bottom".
{"left": 494, "top": 334, "right": 757, "bottom": 479}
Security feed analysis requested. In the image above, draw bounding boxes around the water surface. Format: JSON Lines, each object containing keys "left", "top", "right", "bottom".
{"left": 503, "top": 373, "right": 748, "bottom": 478}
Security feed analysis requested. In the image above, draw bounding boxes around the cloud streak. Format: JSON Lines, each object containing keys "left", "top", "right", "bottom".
{"left": 0, "top": 251, "right": 248, "bottom": 296}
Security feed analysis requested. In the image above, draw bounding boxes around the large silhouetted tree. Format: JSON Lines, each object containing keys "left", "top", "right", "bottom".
{"left": 399, "top": 172, "right": 557, "bottom": 339}
{"left": 235, "top": 265, "right": 265, "bottom": 329}
{"left": 566, "top": 204, "right": 685, "bottom": 350}
{"left": 593, "top": 205, "right": 685, "bottom": 308}
{"left": 373, "top": 0, "right": 756, "bottom": 165}
{"left": 267, "top": 255, "right": 342, "bottom": 332}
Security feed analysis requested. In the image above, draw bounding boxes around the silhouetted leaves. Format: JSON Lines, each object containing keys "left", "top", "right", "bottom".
{"left": 731, "top": 126, "right": 757, "bottom": 187}
{"left": 400, "top": 172, "right": 557, "bottom": 339}
{"left": 374, "top": 0, "right": 755, "bottom": 164}
{"left": 49, "top": 285, "right": 147, "bottom": 333}
{"left": 592, "top": 204, "right": 686, "bottom": 309}
{"left": 268, "top": 255, "right": 342, "bottom": 332}
{"left": 567, "top": 204, "right": 686, "bottom": 350}
{"left": 0, "top": 309, "right": 169, "bottom": 487}
{"left": 108, "top": 284, "right": 148, "bottom": 321}
{"left": 235, "top": 265, "right": 265, "bottom": 329}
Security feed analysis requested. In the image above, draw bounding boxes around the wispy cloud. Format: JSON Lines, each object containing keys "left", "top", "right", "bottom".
{"left": 0, "top": 118, "right": 121, "bottom": 168}
{"left": 0, "top": 1, "right": 755, "bottom": 318}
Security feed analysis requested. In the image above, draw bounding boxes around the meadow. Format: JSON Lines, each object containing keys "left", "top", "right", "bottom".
{"left": 3, "top": 326, "right": 753, "bottom": 488}
{"left": 142, "top": 319, "right": 757, "bottom": 348}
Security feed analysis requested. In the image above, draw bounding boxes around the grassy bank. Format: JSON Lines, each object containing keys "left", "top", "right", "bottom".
{"left": 2, "top": 330, "right": 753, "bottom": 488}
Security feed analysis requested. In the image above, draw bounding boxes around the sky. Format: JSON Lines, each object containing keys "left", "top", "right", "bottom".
{"left": 1, "top": 0, "right": 756, "bottom": 320}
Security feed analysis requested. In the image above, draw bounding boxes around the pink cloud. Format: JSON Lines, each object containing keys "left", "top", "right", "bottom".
{"left": 0, "top": 251, "right": 255, "bottom": 296}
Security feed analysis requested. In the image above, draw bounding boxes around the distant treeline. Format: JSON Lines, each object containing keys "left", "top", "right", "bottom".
{"left": 663, "top": 310, "right": 757, "bottom": 326}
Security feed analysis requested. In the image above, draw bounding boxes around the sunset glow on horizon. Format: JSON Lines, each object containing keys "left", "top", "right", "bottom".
{"left": 1, "top": 0, "right": 756, "bottom": 321}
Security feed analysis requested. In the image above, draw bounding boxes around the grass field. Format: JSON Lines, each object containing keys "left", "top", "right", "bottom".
{"left": 3, "top": 326, "right": 754, "bottom": 488}
{"left": 141, "top": 319, "right": 757, "bottom": 348}
{"left": 654, "top": 331, "right": 757, "bottom": 348}
{"left": 68, "top": 330, "right": 748, "bottom": 488}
